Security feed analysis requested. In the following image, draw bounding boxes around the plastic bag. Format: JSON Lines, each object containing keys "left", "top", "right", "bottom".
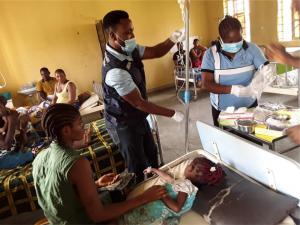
{"left": 250, "top": 63, "right": 277, "bottom": 100}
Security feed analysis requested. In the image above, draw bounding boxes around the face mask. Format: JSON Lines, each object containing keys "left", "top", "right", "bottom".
{"left": 220, "top": 38, "right": 243, "bottom": 53}
{"left": 115, "top": 34, "right": 137, "bottom": 54}
{"left": 122, "top": 38, "right": 137, "bottom": 53}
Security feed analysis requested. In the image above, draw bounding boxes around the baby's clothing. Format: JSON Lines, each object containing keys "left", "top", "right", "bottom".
{"left": 119, "top": 172, "right": 198, "bottom": 225}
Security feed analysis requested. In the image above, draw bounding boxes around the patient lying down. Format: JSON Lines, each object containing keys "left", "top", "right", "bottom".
{"left": 119, "top": 157, "right": 225, "bottom": 225}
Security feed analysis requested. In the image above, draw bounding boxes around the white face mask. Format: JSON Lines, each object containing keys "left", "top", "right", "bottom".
{"left": 220, "top": 38, "right": 243, "bottom": 53}
{"left": 115, "top": 34, "right": 137, "bottom": 54}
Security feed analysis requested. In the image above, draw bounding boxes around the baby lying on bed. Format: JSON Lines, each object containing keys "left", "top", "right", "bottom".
{"left": 119, "top": 157, "right": 224, "bottom": 225}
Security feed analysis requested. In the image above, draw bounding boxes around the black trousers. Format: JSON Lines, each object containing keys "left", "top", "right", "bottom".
{"left": 211, "top": 100, "right": 258, "bottom": 127}
{"left": 116, "top": 119, "right": 158, "bottom": 183}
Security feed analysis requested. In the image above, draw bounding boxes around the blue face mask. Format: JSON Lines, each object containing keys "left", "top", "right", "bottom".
{"left": 122, "top": 38, "right": 137, "bottom": 54}
{"left": 116, "top": 34, "right": 137, "bottom": 54}
{"left": 220, "top": 39, "right": 243, "bottom": 53}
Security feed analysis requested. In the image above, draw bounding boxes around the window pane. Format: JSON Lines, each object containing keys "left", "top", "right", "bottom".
{"left": 277, "top": 0, "right": 293, "bottom": 41}
{"left": 223, "top": 0, "right": 250, "bottom": 41}
{"left": 293, "top": 9, "right": 300, "bottom": 39}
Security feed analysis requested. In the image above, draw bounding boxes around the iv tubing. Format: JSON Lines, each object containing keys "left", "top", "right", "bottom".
{"left": 184, "top": 1, "right": 190, "bottom": 154}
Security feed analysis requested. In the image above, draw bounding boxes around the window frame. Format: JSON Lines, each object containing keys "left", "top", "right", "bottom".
{"left": 277, "top": 0, "right": 300, "bottom": 41}
{"left": 292, "top": 7, "right": 300, "bottom": 40}
{"left": 223, "top": 0, "right": 251, "bottom": 41}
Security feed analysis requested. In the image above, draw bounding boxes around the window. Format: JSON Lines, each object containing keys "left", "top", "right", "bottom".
{"left": 277, "top": 0, "right": 300, "bottom": 41}
{"left": 292, "top": 6, "right": 300, "bottom": 39}
{"left": 223, "top": 0, "right": 251, "bottom": 41}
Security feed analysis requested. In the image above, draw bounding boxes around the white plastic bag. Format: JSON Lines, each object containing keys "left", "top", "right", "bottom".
{"left": 250, "top": 64, "right": 277, "bottom": 100}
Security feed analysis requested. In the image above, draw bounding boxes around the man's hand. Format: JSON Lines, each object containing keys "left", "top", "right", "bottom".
{"left": 122, "top": 88, "right": 176, "bottom": 118}
{"left": 38, "top": 91, "right": 48, "bottom": 102}
{"left": 83, "top": 125, "right": 92, "bottom": 146}
{"left": 140, "top": 185, "right": 167, "bottom": 203}
{"left": 265, "top": 44, "right": 291, "bottom": 64}
{"left": 95, "top": 173, "right": 120, "bottom": 188}
{"left": 143, "top": 166, "right": 153, "bottom": 174}
{"left": 143, "top": 29, "right": 184, "bottom": 59}
{"left": 286, "top": 125, "right": 300, "bottom": 145}
{"left": 171, "top": 111, "right": 184, "bottom": 122}
{"left": 169, "top": 29, "right": 185, "bottom": 43}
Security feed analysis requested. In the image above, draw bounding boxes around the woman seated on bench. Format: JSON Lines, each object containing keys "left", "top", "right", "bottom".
{"left": 52, "top": 69, "right": 80, "bottom": 108}
{"left": 32, "top": 104, "right": 166, "bottom": 224}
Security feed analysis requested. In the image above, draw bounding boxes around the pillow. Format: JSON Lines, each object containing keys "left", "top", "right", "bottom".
{"left": 126, "top": 159, "right": 192, "bottom": 199}
{"left": 180, "top": 211, "right": 208, "bottom": 225}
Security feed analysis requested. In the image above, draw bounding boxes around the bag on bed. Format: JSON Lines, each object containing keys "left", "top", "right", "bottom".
{"left": 78, "top": 91, "right": 91, "bottom": 105}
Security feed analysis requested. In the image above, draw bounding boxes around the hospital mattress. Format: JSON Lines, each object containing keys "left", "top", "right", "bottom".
{"left": 128, "top": 150, "right": 298, "bottom": 225}
{"left": 0, "top": 118, "right": 125, "bottom": 219}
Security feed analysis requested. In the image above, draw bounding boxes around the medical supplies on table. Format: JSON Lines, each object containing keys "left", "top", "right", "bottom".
{"left": 218, "top": 102, "right": 300, "bottom": 152}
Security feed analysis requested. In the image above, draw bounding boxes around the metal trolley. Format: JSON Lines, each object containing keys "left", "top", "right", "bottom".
{"left": 174, "top": 65, "right": 201, "bottom": 100}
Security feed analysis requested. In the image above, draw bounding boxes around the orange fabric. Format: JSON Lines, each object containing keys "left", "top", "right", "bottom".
{"left": 36, "top": 78, "right": 56, "bottom": 95}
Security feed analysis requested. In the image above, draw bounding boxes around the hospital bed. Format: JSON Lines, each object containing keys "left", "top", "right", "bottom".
{"left": 263, "top": 62, "right": 300, "bottom": 107}
{"left": 147, "top": 114, "right": 164, "bottom": 166}
{"left": 174, "top": 66, "right": 201, "bottom": 100}
{"left": 128, "top": 120, "right": 300, "bottom": 225}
